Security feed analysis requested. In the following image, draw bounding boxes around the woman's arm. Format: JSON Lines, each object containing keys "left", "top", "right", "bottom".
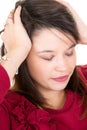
{"left": 1, "top": 6, "right": 31, "bottom": 82}
{"left": 0, "top": 65, "right": 10, "bottom": 102}
{"left": 56, "top": 0, "right": 87, "bottom": 44}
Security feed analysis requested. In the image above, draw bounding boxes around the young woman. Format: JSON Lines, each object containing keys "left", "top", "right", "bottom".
{"left": 0, "top": 0, "right": 87, "bottom": 129}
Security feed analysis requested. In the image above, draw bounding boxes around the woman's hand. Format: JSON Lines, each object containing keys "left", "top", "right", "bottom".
{"left": 2, "top": 6, "right": 31, "bottom": 55}
{"left": 1, "top": 6, "right": 31, "bottom": 82}
{"left": 56, "top": 0, "right": 87, "bottom": 44}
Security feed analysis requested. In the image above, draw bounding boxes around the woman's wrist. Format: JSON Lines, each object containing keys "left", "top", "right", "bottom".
{"left": 1, "top": 47, "right": 29, "bottom": 82}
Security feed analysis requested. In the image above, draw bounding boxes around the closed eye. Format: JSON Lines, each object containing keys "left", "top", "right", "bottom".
{"left": 65, "top": 51, "right": 74, "bottom": 56}
{"left": 41, "top": 56, "right": 54, "bottom": 61}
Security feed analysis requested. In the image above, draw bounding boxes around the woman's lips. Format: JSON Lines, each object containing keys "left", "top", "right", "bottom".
{"left": 52, "top": 75, "right": 69, "bottom": 82}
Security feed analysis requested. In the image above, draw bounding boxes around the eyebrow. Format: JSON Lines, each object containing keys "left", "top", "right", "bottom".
{"left": 67, "top": 43, "right": 76, "bottom": 50}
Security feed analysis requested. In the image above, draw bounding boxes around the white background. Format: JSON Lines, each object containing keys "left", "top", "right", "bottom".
{"left": 0, "top": 0, "right": 87, "bottom": 65}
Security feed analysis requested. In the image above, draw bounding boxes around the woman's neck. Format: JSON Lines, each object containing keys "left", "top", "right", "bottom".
{"left": 42, "top": 90, "right": 66, "bottom": 110}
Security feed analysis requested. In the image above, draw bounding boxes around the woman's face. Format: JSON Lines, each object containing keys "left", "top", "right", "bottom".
{"left": 27, "top": 29, "right": 76, "bottom": 93}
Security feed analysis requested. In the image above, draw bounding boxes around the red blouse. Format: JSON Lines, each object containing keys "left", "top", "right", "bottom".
{"left": 0, "top": 64, "right": 87, "bottom": 130}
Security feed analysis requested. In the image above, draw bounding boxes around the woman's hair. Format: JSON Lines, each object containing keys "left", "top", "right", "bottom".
{"left": 11, "top": 0, "right": 87, "bottom": 118}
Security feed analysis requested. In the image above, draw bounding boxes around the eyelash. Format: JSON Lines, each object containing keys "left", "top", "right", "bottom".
{"left": 65, "top": 51, "right": 73, "bottom": 56}
{"left": 41, "top": 51, "right": 74, "bottom": 61}
{"left": 42, "top": 56, "right": 54, "bottom": 61}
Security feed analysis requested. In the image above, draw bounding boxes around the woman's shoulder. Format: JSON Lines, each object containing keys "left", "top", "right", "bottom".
{"left": 0, "top": 91, "right": 39, "bottom": 129}
{"left": 2, "top": 91, "right": 36, "bottom": 112}
{"left": 64, "top": 90, "right": 82, "bottom": 110}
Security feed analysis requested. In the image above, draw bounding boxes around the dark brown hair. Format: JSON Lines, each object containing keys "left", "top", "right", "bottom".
{"left": 11, "top": 0, "right": 87, "bottom": 118}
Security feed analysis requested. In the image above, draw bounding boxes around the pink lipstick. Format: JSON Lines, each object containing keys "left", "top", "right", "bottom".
{"left": 52, "top": 75, "right": 68, "bottom": 82}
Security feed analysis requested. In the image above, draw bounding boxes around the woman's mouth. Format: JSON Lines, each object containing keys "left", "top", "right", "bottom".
{"left": 52, "top": 75, "right": 69, "bottom": 82}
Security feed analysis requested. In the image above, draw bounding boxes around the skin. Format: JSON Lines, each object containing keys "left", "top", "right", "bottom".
{"left": 27, "top": 28, "right": 76, "bottom": 109}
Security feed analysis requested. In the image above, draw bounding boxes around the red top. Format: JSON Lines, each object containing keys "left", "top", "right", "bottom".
{"left": 0, "top": 64, "right": 87, "bottom": 130}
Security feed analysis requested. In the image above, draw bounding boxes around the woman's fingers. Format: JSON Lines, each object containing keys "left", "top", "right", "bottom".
{"left": 2, "top": 5, "right": 31, "bottom": 54}
{"left": 4, "top": 10, "right": 14, "bottom": 30}
{"left": 14, "top": 6, "right": 22, "bottom": 25}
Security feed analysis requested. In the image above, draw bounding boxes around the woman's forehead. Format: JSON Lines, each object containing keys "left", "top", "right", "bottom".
{"left": 32, "top": 28, "right": 76, "bottom": 45}
{"left": 31, "top": 28, "right": 76, "bottom": 52}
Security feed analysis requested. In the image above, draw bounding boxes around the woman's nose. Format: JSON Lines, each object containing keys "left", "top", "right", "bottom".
{"left": 54, "top": 58, "right": 68, "bottom": 72}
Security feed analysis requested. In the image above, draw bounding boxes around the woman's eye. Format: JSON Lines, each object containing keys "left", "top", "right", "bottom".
{"left": 42, "top": 56, "right": 54, "bottom": 61}
{"left": 66, "top": 51, "right": 73, "bottom": 56}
